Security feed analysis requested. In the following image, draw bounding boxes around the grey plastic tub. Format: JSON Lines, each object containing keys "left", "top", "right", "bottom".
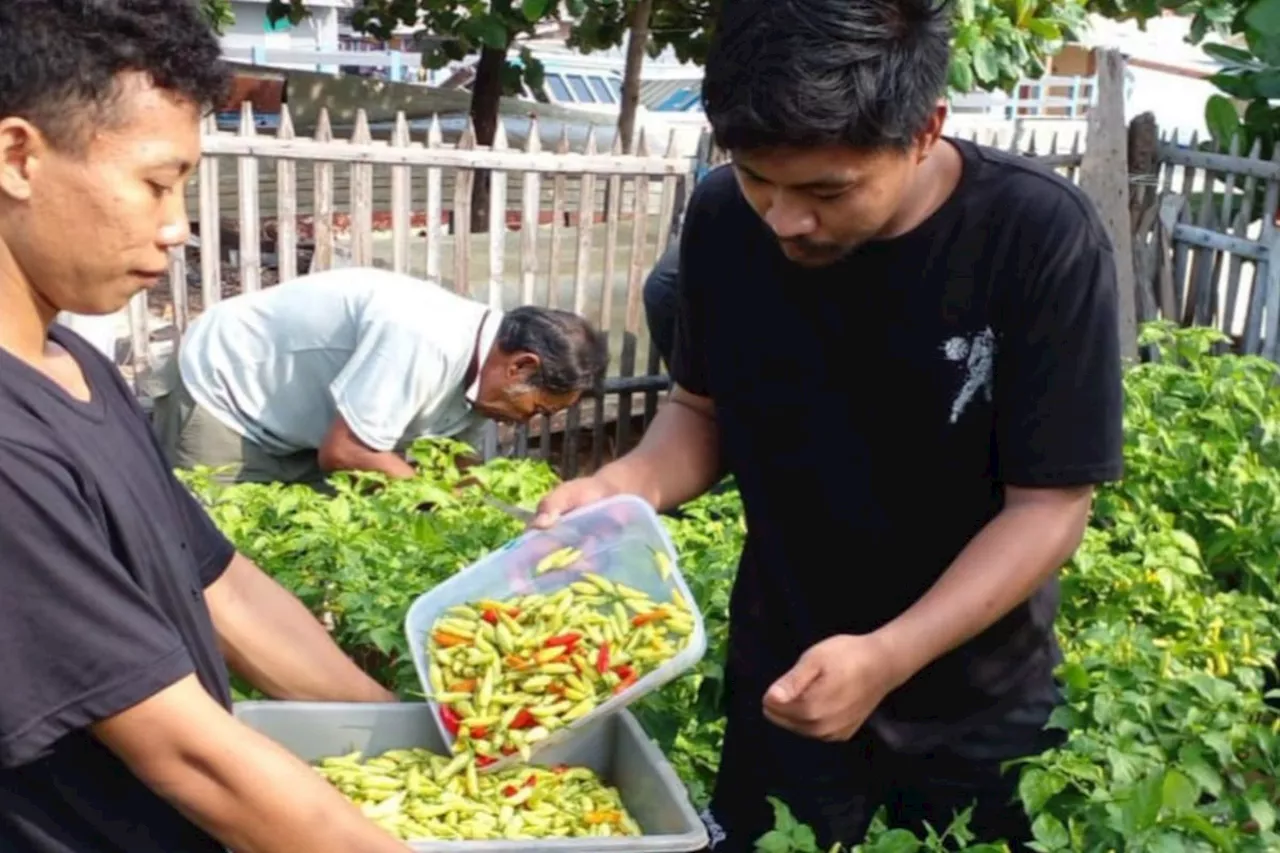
{"left": 234, "top": 701, "right": 709, "bottom": 853}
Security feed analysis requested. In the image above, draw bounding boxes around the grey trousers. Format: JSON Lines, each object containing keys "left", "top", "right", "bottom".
{"left": 150, "top": 356, "right": 331, "bottom": 489}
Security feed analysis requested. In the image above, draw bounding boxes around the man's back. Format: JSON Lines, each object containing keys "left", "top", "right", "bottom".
{"left": 179, "top": 268, "right": 491, "bottom": 454}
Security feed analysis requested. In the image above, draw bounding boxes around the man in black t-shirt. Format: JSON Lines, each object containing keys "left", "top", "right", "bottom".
{"left": 0, "top": 4, "right": 414, "bottom": 852}
{"left": 532, "top": 0, "right": 1124, "bottom": 849}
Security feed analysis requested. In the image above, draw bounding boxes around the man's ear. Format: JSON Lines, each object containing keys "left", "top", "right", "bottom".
{"left": 507, "top": 351, "right": 541, "bottom": 379}
{"left": 0, "top": 118, "right": 44, "bottom": 203}
{"left": 915, "top": 102, "right": 949, "bottom": 164}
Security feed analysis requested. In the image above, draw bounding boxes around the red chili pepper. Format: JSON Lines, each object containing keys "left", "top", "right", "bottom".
{"left": 502, "top": 784, "right": 519, "bottom": 797}
{"left": 544, "top": 632, "right": 583, "bottom": 649}
{"left": 471, "top": 725, "right": 488, "bottom": 738}
{"left": 547, "top": 682, "right": 566, "bottom": 696}
{"left": 613, "top": 664, "right": 635, "bottom": 681}
{"left": 440, "top": 705, "right": 461, "bottom": 736}
{"left": 501, "top": 745, "right": 518, "bottom": 756}
{"left": 476, "top": 755, "right": 497, "bottom": 768}
{"left": 552, "top": 764, "right": 569, "bottom": 774}
{"left": 450, "top": 678, "right": 477, "bottom": 693}
{"left": 510, "top": 708, "right": 536, "bottom": 729}
{"left": 613, "top": 673, "right": 638, "bottom": 696}
{"left": 481, "top": 609, "right": 499, "bottom": 625}
{"left": 507, "top": 607, "right": 522, "bottom": 618}
{"left": 524, "top": 774, "right": 537, "bottom": 789}
{"left": 596, "top": 643, "right": 611, "bottom": 674}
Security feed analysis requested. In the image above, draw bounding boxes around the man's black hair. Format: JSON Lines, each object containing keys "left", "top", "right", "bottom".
{"left": 701, "top": 0, "right": 953, "bottom": 152}
{"left": 0, "top": 0, "right": 231, "bottom": 154}
{"left": 496, "top": 307, "right": 610, "bottom": 396}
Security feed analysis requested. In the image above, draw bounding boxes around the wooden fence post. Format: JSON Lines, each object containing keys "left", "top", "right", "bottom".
{"left": 1079, "top": 47, "right": 1139, "bottom": 364}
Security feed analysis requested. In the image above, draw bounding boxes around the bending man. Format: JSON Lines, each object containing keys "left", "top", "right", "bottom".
{"left": 153, "top": 267, "right": 609, "bottom": 485}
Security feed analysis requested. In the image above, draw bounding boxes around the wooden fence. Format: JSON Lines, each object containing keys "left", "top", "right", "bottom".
{"left": 132, "top": 102, "right": 692, "bottom": 476}
{"left": 1128, "top": 120, "right": 1280, "bottom": 358}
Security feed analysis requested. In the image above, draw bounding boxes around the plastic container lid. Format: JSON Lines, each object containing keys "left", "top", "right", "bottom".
{"left": 404, "top": 494, "right": 707, "bottom": 773}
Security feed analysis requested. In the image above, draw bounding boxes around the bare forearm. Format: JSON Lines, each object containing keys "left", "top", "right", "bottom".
{"left": 599, "top": 391, "right": 721, "bottom": 511}
{"left": 93, "top": 678, "right": 408, "bottom": 853}
{"left": 874, "top": 488, "right": 1093, "bottom": 687}
{"left": 209, "top": 556, "right": 396, "bottom": 702}
{"left": 320, "top": 447, "right": 416, "bottom": 479}
{"left": 155, "top": 729, "right": 405, "bottom": 852}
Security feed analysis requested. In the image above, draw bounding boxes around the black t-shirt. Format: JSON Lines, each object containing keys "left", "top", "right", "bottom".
{"left": 0, "top": 327, "right": 235, "bottom": 852}
{"left": 671, "top": 139, "right": 1124, "bottom": 749}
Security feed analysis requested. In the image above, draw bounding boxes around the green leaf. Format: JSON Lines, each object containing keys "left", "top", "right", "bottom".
{"left": 1019, "top": 768, "right": 1068, "bottom": 813}
{"left": 1160, "top": 769, "right": 1198, "bottom": 815}
{"left": 471, "top": 14, "right": 510, "bottom": 49}
{"left": 865, "top": 829, "right": 922, "bottom": 853}
{"left": 520, "top": 0, "right": 551, "bottom": 21}
{"left": 1248, "top": 796, "right": 1277, "bottom": 832}
{"left": 1203, "top": 41, "right": 1260, "bottom": 66}
{"left": 754, "top": 830, "right": 795, "bottom": 853}
{"left": 1205, "top": 94, "right": 1241, "bottom": 145}
{"left": 1027, "top": 19, "right": 1063, "bottom": 39}
{"left": 972, "top": 40, "right": 1000, "bottom": 84}
{"left": 1246, "top": 0, "right": 1280, "bottom": 35}
{"left": 949, "top": 55, "right": 975, "bottom": 91}
{"left": 1031, "top": 813, "right": 1070, "bottom": 849}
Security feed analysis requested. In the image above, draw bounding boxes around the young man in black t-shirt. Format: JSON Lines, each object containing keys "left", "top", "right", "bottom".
{"left": 532, "top": 0, "right": 1124, "bottom": 849}
{"left": 0, "top": 3, "right": 414, "bottom": 852}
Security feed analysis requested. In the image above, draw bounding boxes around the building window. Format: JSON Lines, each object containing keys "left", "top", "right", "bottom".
{"left": 566, "top": 74, "right": 596, "bottom": 102}
{"left": 589, "top": 76, "right": 616, "bottom": 104}
{"left": 545, "top": 74, "right": 573, "bottom": 102}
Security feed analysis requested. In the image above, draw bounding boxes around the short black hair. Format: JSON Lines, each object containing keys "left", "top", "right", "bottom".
{"left": 496, "top": 307, "right": 609, "bottom": 396}
{"left": 702, "top": 0, "right": 953, "bottom": 152}
{"left": 0, "top": 0, "right": 231, "bottom": 153}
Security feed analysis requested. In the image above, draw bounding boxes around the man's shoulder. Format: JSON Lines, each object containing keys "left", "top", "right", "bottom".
{"left": 957, "top": 138, "right": 1107, "bottom": 244}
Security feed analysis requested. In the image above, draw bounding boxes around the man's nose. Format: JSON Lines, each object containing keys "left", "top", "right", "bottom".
{"left": 763, "top": 196, "right": 817, "bottom": 239}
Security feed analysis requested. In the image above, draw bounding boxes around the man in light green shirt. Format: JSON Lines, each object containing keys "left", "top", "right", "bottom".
{"left": 152, "top": 267, "right": 607, "bottom": 486}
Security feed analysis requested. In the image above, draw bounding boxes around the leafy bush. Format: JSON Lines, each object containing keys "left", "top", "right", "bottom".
{"left": 183, "top": 324, "right": 1280, "bottom": 852}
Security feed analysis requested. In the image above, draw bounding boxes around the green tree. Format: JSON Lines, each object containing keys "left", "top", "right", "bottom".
{"left": 201, "top": 0, "right": 235, "bottom": 33}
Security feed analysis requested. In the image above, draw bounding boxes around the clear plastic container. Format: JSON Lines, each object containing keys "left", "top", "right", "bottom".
{"left": 234, "top": 701, "right": 710, "bottom": 852}
{"left": 404, "top": 494, "right": 706, "bottom": 773}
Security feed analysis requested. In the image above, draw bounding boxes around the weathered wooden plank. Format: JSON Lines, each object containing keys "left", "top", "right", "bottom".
{"left": 276, "top": 111, "right": 298, "bottom": 283}
{"left": 1078, "top": 48, "right": 1137, "bottom": 363}
{"left": 237, "top": 103, "right": 262, "bottom": 293}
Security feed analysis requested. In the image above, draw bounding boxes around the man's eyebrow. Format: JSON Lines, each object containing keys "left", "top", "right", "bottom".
{"left": 735, "top": 162, "right": 857, "bottom": 191}
{"left": 149, "top": 157, "right": 194, "bottom": 175}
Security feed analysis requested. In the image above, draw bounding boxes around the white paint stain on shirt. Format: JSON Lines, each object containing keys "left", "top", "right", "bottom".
{"left": 942, "top": 327, "right": 997, "bottom": 424}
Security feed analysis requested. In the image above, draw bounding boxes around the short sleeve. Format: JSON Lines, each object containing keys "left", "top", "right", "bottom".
{"left": 329, "top": 312, "right": 452, "bottom": 452}
{"left": 668, "top": 176, "right": 721, "bottom": 397}
{"left": 0, "top": 442, "right": 195, "bottom": 768}
{"left": 993, "top": 197, "right": 1125, "bottom": 487}
{"left": 169, "top": 477, "right": 236, "bottom": 587}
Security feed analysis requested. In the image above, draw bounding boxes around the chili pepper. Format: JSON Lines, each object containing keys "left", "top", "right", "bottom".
{"left": 440, "top": 705, "right": 461, "bottom": 736}
{"left": 502, "top": 784, "right": 519, "bottom": 797}
{"left": 500, "top": 744, "right": 517, "bottom": 756}
{"left": 481, "top": 609, "right": 499, "bottom": 625}
{"left": 613, "top": 673, "right": 638, "bottom": 695}
{"left": 504, "top": 654, "right": 529, "bottom": 670}
{"left": 544, "top": 632, "right": 582, "bottom": 649}
{"left": 450, "top": 678, "right": 477, "bottom": 693}
{"left": 631, "top": 611, "right": 669, "bottom": 627}
{"left": 596, "top": 642, "right": 611, "bottom": 674}
{"left": 470, "top": 725, "right": 488, "bottom": 738}
{"left": 433, "top": 630, "right": 471, "bottom": 648}
{"left": 475, "top": 755, "right": 496, "bottom": 768}
{"left": 509, "top": 708, "right": 536, "bottom": 730}
{"left": 613, "top": 664, "right": 635, "bottom": 682}
{"left": 546, "top": 682, "right": 566, "bottom": 696}
{"left": 524, "top": 774, "right": 537, "bottom": 789}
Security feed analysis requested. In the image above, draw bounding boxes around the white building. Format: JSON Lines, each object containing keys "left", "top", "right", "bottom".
{"left": 222, "top": 0, "right": 350, "bottom": 74}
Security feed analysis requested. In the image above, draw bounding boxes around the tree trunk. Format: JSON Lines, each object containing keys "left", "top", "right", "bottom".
{"left": 469, "top": 43, "right": 509, "bottom": 233}
{"left": 616, "top": 0, "right": 654, "bottom": 155}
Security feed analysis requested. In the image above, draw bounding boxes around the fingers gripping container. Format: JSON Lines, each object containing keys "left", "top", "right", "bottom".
{"left": 404, "top": 495, "right": 707, "bottom": 774}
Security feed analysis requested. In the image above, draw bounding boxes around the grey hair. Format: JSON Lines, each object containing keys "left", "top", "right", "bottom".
{"left": 495, "top": 307, "right": 609, "bottom": 395}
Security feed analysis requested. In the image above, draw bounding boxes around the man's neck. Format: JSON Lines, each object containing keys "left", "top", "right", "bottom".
{"left": 878, "top": 138, "right": 963, "bottom": 242}
{"left": 0, "top": 248, "right": 55, "bottom": 365}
